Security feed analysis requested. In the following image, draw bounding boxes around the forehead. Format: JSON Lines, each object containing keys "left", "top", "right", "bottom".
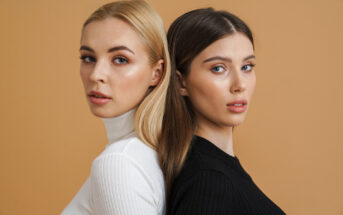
{"left": 81, "top": 17, "right": 144, "bottom": 52}
{"left": 197, "top": 33, "right": 254, "bottom": 61}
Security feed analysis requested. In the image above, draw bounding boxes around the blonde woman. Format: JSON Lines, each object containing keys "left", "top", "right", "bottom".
{"left": 61, "top": 1, "right": 170, "bottom": 214}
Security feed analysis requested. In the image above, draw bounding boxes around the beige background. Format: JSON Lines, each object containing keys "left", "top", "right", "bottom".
{"left": 1, "top": 0, "right": 342, "bottom": 214}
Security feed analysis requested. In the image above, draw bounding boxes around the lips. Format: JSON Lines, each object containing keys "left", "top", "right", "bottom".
{"left": 88, "top": 91, "right": 112, "bottom": 105}
{"left": 227, "top": 99, "right": 248, "bottom": 113}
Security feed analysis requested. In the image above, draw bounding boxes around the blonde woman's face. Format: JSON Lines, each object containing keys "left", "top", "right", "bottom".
{"left": 182, "top": 33, "right": 256, "bottom": 128}
{"left": 80, "top": 18, "right": 162, "bottom": 118}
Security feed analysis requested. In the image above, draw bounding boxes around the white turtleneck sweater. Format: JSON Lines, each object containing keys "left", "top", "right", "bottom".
{"left": 61, "top": 110, "right": 166, "bottom": 215}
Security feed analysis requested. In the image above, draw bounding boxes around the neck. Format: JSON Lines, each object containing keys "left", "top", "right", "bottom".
{"left": 195, "top": 118, "right": 234, "bottom": 157}
{"left": 102, "top": 109, "right": 136, "bottom": 144}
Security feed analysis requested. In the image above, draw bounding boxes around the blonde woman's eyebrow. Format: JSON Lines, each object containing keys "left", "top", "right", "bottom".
{"left": 108, "top": 46, "right": 135, "bottom": 55}
{"left": 79, "top": 45, "right": 135, "bottom": 55}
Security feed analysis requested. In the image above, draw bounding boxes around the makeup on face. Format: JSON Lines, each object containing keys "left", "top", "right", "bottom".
{"left": 79, "top": 18, "right": 156, "bottom": 118}
{"left": 88, "top": 90, "right": 112, "bottom": 105}
{"left": 226, "top": 99, "right": 248, "bottom": 113}
{"left": 185, "top": 32, "right": 256, "bottom": 128}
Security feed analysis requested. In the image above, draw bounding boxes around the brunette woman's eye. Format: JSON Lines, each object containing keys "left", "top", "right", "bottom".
{"left": 242, "top": 64, "right": 255, "bottom": 72}
{"left": 80, "top": 55, "right": 96, "bottom": 63}
{"left": 113, "top": 56, "right": 128, "bottom": 65}
{"left": 211, "top": 65, "right": 225, "bottom": 73}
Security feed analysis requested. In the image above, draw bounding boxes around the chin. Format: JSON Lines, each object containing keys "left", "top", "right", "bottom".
{"left": 227, "top": 121, "right": 243, "bottom": 127}
{"left": 91, "top": 110, "right": 112, "bottom": 118}
{"left": 225, "top": 115, "right": 247, "bottom": 127}
{"left": 89, "top": 104, "right": 135, "bottom": 118}
{"left": 89, "top": 107, "right": 118, "bottom": 118}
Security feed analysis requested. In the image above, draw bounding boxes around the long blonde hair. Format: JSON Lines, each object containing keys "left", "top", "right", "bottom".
{"left": 82, "top": 0, "right": 171, "bottom": 150}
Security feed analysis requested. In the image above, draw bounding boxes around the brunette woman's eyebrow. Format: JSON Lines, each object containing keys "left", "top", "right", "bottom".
{"left": 108, "top": 46, "right": 135, "bottom": 55}
{"left": 203, "top": 55, "right": 256, "bottom": 64}
{"left": 203, "top": 56, "right": 232, "bottom": 63}
{"left": 79, "top": 46, "right": 94, "bottom": 52}
{"left": 244, "top": 55, "right": 255, "bottom": 61}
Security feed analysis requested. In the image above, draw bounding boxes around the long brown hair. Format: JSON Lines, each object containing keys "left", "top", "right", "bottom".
{"left": 82, "top": 0, "right": 171, "bottom": 150}
{"left": 158, "top": 7, "right": 254, "bottom": 208}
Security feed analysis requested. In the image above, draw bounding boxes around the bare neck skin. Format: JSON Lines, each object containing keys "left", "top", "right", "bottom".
{"left": 195, "top": 114, "right": 234, "bottom": 157}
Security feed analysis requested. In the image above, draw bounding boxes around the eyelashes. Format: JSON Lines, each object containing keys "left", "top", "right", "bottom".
{"left": 210, "top": 63, "right": 256, "bottom": 74}
{"left": 113, "top": 56, "right": 128, "bottom": 65}
{"left": 80, "top": 55, "right": 96, "bottom": 63}
{"left": 241, "top": 63, "right": 255, "bottom": 72}
{"left": 211, "top": 65, "right": 226, "bottom": 73}
{"left": 79, "top": 55, "right": 129, "bottom": 65}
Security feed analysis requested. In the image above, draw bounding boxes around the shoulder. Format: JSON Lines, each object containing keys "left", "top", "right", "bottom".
{"left": 90, "top": 134, "right": 165, "bottom": 209}
{"left": 171, "top": 144, "right": 235, "bottom": 200}
{"left": 173, "top": 169, "right": 233, "bottom": 195}
{"left": 99, "top": 134, "right": 156, "bottom": 160}
{"left": 177, "top": 145, "right": 230, "bottom": 182}
{"left": 170, "top": 170, "right": 233, "bottom": 215}
{"left": 94, "top": 134, "right": 162, "bottom": 178}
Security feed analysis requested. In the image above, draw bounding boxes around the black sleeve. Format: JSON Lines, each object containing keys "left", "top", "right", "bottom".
{"left": 170, "top": 170, "right": 233, "bottom": 215}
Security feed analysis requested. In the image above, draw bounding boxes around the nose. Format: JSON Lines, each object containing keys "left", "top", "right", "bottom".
{"left": 89, "top": 59, "right": 109, "bottom": 84}
{"left": 230, "top": 70, "right": 246, "bottom": 94}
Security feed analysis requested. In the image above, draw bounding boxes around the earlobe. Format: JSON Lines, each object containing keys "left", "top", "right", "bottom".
{"left": 176, "top": 70, "right": 188, "bottom": 96}
{"left": 150, "top": 59, "right": 164, "bottom": 86}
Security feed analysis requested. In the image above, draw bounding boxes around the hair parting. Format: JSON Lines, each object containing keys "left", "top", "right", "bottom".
{"left": 158, "top": 8, "right": 254, "bottom": 212}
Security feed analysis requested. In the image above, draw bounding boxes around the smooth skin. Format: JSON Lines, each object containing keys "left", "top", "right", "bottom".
{"left": 179, "top": 32, "right": 256, "bottom": 156}
{"left": 79, "top": 18, "right": 163, "bottom": 118}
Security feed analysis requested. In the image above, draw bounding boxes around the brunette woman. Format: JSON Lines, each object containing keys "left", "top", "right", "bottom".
{"left": 61, "top": 1, "right": 170, "bottom": 214}
{"left": 159, "top": 8, "right": 285, "bottom": 214}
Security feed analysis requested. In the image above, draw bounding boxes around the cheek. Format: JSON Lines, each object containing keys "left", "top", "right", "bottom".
{"left": 112, "top": 65, "right": 153, "bottom": 98}
{"left": 187, "top": 75, "right": 225, "bottom": 109}
{"left": 117, "top": 75, "right": 143, "bottom": 91}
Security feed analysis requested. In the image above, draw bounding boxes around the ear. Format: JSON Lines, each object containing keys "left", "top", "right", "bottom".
{"left": 150, "top": 59, "right": 164, "bottom": 87}
{"left": 176, "top": 70, "right": 188, "bottom": 96}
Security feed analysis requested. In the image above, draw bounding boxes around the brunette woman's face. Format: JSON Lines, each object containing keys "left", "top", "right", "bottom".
{"left": 80, "top": 18, "right": 161, "bottom": 118}
{"left": 182, "top": 33, "right": 256, "bottom": 128}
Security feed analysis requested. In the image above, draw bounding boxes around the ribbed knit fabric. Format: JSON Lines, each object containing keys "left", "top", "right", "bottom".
{"left": 169, "top": 136, "right": 285, "bottom": 215}
{"left": 61, "top": 109, "right": 165, "bottom": 215}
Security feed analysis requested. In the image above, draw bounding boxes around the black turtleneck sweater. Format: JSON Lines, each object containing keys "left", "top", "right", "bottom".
{"left": 169, "top": 136, "right": 285, "bottom": 215}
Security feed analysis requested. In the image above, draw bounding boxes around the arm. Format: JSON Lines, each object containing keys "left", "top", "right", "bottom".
{"left": 90, "top": 153, "right": 158, "bottom": 215}
{"left": 171, "top": 170, "right": 233, "bottom": 215}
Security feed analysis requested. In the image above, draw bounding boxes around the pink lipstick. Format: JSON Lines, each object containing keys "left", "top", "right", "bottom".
{"left": 227, "top": 99, "right": 247, "bottom": 113}
{"left": 88, "top": 91, "right": 112, "bottom": 105}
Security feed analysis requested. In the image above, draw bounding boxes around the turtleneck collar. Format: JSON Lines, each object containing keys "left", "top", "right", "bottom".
{"left": 102, "top": 109, "right": 136, "bottom": 144}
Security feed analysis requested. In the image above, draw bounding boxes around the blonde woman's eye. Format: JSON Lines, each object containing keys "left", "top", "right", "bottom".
{"left": 211, "top": 65, "right": 225, "bottom": 73}
{"left": 114, "top": 56, "right": 128, "bottom": 65}
{"left": 242, "top": 64, "right": 255, "bottom": 72}
{"left": 80, "top": 55, "right": 96, "bottom": 63}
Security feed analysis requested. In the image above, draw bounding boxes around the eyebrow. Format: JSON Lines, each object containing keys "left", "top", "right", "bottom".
{"left": 79, "top": 46, "right": 94, "bottom": 52}
{"left": 243, "top": 55, "right": 256, "bottom": 61}
{"left": 108, "top": 46, "right": 135, "bottom": 55}
{"left": 202, "top": 54, "right": 256, "bottom": 63}
{"left": 79, "top": 45, "right": 135, "bottom": 55}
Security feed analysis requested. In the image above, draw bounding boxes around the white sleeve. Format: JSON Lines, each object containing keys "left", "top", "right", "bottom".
{"left": 90, "top": 153, "right": 158, "bottom": 215}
